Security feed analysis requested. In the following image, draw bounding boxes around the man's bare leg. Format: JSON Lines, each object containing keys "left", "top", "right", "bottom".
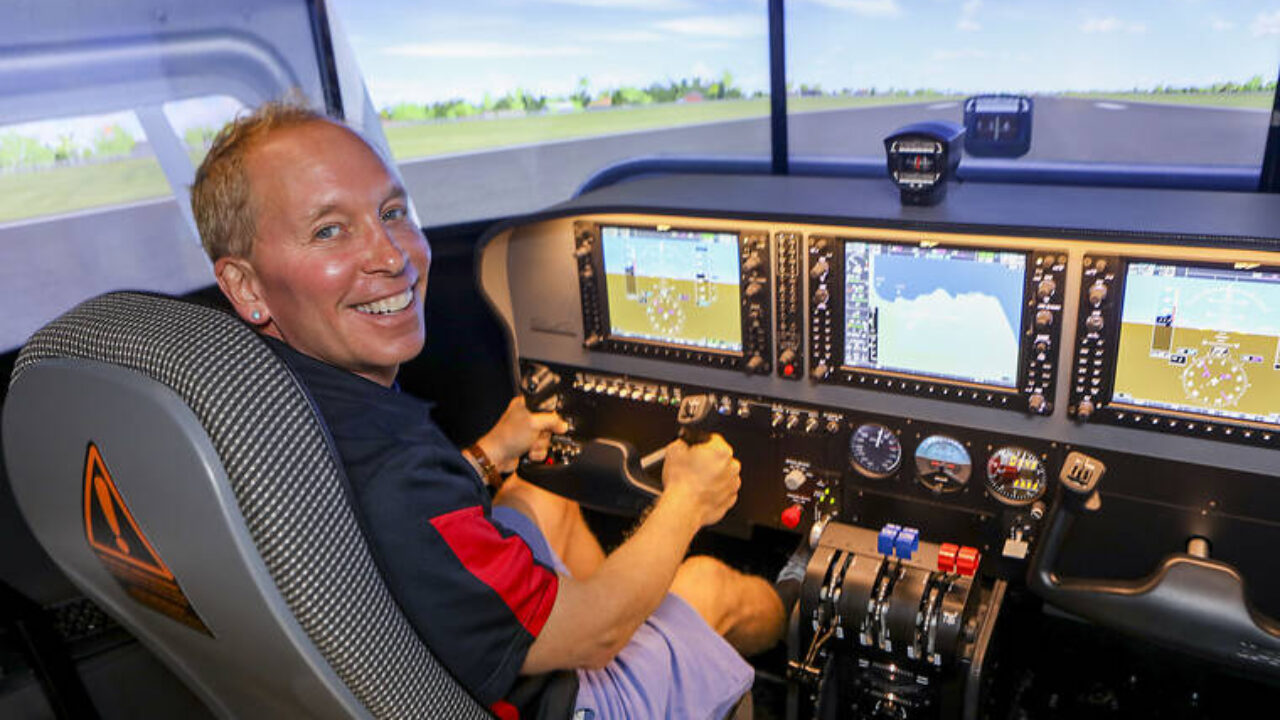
{"left": 494, "top": 476, "right": 606, "bottom": 578}
{"left": 669, "top": 555, "right": 787, "bottom": 656}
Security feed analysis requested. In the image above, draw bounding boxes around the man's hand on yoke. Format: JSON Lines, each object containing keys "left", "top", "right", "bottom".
{"left": 522, "top": 433, "right": 742, "bottom": 673}
{"left": 476, "top": 396, "right": 568, "bottom": 473}
{"left": 660, "top": 434, "right": 742, "bottom": 528}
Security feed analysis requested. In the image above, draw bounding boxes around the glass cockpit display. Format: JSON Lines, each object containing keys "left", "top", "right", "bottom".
{"left": 600, "top": 226, "right": 743, "bottom": 353}
{"left": 1112, "top": 261, "right": 1280, "bottom": 426}
{"left": 842, "top": 241, "right": 1027, "bottom": 388}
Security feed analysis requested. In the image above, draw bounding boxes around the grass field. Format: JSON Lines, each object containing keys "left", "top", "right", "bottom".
{"left": 0, "top": 91, "right": 1266, "bottom": 225}
{"left": 1068, "top": 91, "right": 1274, "bottom": 108}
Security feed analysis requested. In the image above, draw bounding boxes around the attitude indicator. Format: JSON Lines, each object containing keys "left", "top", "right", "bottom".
{"left": 914, "top": 435, "right": 971, "bottom": 493}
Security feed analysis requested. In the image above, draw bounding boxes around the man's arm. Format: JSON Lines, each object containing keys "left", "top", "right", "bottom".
{"left": 521, "top": 435, "right": 741, "bottom": 672}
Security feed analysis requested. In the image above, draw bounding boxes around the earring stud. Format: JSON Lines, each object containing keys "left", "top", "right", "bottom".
{"left": 251, "top": 310, "right": 262, "bottom": 321}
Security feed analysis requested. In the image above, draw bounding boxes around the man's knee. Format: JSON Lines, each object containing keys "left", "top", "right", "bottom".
{"left": 671, "top": 555, "right": 739, "bottom": 633}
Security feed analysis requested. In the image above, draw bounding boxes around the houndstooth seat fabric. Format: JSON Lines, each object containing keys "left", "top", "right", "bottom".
{"left": 11, "top": 291, "right": 490, "bottom": 719}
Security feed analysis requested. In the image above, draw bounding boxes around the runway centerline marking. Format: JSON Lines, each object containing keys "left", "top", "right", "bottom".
{"left": 1094, "top": 102, "right": 1128, "bottom": 111}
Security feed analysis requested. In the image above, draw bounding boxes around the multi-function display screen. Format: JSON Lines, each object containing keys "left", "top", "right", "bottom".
{"left": 600, "top": 225, "right": 743, "bottom": 353}
{"left": 843, "top": 241, "right": 1026, "bottom": 388}
{"left": 1112, "top": 261, "right": 1280, "bottom": 426}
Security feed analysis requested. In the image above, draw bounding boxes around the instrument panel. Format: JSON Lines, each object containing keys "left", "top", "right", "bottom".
{"left": 483, "top": 197, "right": 1280, "bottom": 608}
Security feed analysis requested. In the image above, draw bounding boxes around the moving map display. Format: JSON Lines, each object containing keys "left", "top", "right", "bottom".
{"left": 843, "top": 241, "right": 1026, "bottom": 387}
{"left": 1112, "top": 262, "right": 1280, "bottom": 426}
{"left": 600, "top": 226, "right": 742, "bottom": 352}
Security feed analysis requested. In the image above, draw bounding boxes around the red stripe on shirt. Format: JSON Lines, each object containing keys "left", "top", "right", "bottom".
{"left": 429, "top": 505, "right": 558, "bottom": 636}
{"left": 491, "top": 700, "right": 520, "bottom": 720}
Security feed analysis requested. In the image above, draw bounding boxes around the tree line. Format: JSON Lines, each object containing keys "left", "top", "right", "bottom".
{"left": 381, "top": 72, "right": 748, "bottom": 122}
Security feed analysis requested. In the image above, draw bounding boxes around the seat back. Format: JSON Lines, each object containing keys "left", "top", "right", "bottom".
{"left": 2, "top": 292, "right": 489, "bottom": 719}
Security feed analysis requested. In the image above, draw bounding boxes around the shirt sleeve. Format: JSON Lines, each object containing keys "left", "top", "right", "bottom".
{"left": 343, "top": 415, "right": 559, "bottom": 706}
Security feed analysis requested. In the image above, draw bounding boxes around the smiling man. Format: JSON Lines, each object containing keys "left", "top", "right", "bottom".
{"left": 191, "top": 101, "right": 786, "bottom": 719}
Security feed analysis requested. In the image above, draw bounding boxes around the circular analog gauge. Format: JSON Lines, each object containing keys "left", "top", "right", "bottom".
{"left": 914, "top": 435, "right": 971, "bottom": 494}
{"left": 985, "top": 446, "right": 1047, "bottom": 506}
{"left": 1181, "top": 352, "right": 1249, "bottom": 409}
{"left": 849, "top": 423, "right": 903, "bottom": 479}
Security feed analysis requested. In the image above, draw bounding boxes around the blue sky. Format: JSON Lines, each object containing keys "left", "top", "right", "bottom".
{"left": 330, "top": 0, "right": 1280, "bottom": 106}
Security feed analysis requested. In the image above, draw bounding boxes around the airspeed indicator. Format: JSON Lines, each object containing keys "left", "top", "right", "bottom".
{"left": 849, "top": 423, "right": 902, "bottom": 479}
{"left": 915, "top": 435, "right": 971, "bottom": 493}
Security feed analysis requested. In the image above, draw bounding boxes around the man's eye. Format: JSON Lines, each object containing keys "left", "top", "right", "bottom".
{"left": 314, "top": 224, "right": 341, "bottom": 241}
{"left": 382, "top": 207, "right": 408, "bottom": 223}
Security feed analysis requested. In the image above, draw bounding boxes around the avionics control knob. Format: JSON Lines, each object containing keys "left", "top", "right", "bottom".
{"left": 1037, "top": 278, "right": 1057, "bottom": 300}
{"left": 1033, "top": 339, "right": 1050, "bottom": 355}
{"left": 746, "top": 355, "right": 766, "bottom": 373}
{"left": 813, "top": 287, "right": 829, "bottom": 306}
{"left": 779, "top": 348, "right": 797, "bottom": 366}
{"left": 745, "top": 281, "right": 764, "bottom": 298}
{"left": 1088, "top": 282, "right": 1108, "bottom": 307}
{"left": 1076, "top": 398, "right": 1095, "bottom": 420}
{"left": 1085, "top": 314, "right": 1105, "bottom": 333}
{"left": 743, "top": 253, "right": 764, "bottom": 273}
{"left": 573, "top": 242, "right": 593, "bottom": 259}
{"left": 1028, "top": 393, "right": 1048, "bottom": 414}
{"left": 1035, "top": 309, "right": 1054, "bottom": 328}
{"left": 812, "top": 363, "right": 830, "bottom": 379}
{"left": 784, "top": 468, "right": 807, "bottom": 491}
{"left": 810, "top": 257, "right": 829, "bottom": 280}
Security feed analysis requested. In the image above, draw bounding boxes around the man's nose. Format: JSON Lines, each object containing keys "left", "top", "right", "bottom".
{"left": 366, "top": 221, "right": 409, "bottom": 274}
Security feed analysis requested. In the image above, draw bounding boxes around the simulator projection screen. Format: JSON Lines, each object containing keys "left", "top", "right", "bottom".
{"left": 843, "top": 241, "right": 1026, "bottom": 387}
{"left": 600, "top": 226, "right": 743, "bottom": 353}
{"left": 1112, "top": 261, "right": 1280, "bottom": 426}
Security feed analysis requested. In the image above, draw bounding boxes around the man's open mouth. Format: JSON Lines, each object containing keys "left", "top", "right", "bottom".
{"left": 354, "top": 288, "right": 413, "bottom": 315}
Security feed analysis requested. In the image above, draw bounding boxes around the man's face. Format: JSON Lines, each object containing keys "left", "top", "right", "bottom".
{"left": 235, "top": 120, "right": 430, "bottom": 385}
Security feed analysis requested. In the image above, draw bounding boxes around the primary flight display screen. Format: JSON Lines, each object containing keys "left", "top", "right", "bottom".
{"left": 1112, "top": 261, "right": 1280, "bottom": 426}
{"left": 600, "top": 225, "right": 743, "bottom": 353}
{"left": 843, "top": 241, "right": 1026, "bottom": 387}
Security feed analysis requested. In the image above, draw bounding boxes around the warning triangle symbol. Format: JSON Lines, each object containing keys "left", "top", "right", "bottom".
{"left": 83, "top": 443, "right": 174, "bottom": 581}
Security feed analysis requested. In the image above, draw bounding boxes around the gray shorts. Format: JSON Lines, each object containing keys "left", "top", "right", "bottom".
{"left": 492, "top": 507, "right": 754, "bottom": 720}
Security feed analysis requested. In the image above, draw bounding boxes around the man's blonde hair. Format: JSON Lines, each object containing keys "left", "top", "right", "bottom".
{"left": 191, "top": 100, "right": 330, "bottom": 261}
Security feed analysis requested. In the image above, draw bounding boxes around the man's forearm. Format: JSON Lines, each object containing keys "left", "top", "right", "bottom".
{"left": 521, "top": 488, "right": 704, "bottom": 672}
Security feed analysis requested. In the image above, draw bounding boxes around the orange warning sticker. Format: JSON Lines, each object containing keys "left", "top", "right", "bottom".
{"left": 83, "top": 442, "right": 212, "bottom": 636}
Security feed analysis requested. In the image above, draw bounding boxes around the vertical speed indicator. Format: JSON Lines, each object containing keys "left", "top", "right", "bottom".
{"left": 849, "top": 423, "right": 902, "bottom": 479}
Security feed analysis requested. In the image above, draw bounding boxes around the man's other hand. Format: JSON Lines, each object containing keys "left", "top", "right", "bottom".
{"left": 660, "top": 434, "right": 741, "bottom": 527}
{"left": 477, "top": 397, "right": 569, "bottom": 473}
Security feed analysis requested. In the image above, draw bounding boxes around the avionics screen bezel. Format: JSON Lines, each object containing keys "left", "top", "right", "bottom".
{"left": 1096, "top": 256, "right": 1280, "bottom": 441}
{"left": 812, "top": 235, "right": 1062, "bottom": 413}
{"left": 577, "top": 223, "right": 766, "bottom": 370}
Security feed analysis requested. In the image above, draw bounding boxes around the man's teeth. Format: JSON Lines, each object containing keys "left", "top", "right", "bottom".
{"left": 355, "top": 289, "right": 413, "bottom": 315}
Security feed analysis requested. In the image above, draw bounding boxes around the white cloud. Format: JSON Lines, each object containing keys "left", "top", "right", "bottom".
{"left": 654, "top": 14, "right": 765, "bottom": 38}
{"left": 381, "top": 42, "right": 590, "bottom": 59}
{"left": 958, "top": 0, "right": 982, "bottom": 32}
{"left": 1080, "top": 17, "right": 1147, "bottom": 34}
{"left": 1210, "top": 16, "right": 1234, "bottom": 32}
{"left": 932, "top": 48, "right": 991, "bottom": 61}
{"left": 1252, "top": 10, "right": 1280, "bottom": 36}
{"left": 805, "top": 0, "right": 901, "bottom": 18}
{"left": 595, "top": 30, "right": 665, "bottom": 43}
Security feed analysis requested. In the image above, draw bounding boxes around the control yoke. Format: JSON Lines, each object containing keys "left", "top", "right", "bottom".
{"left": 515, "top": 363, "right": 717, "bottom": 515}
{"left": 1029, "top": 451, "right": 1280, "bottom": 679}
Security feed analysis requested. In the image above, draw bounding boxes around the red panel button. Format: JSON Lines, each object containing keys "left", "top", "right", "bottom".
{"left": 781, "top": 504, "right": 803, "bottom": 529}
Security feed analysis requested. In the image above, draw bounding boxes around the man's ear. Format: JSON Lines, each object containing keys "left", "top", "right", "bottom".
{"left": 214, "top": 256, "right": 269, "bottom": 326}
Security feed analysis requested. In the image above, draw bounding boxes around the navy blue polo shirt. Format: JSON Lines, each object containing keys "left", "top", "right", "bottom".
{"left": 266, "top": 338, "right": 570, "bottom": 718}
